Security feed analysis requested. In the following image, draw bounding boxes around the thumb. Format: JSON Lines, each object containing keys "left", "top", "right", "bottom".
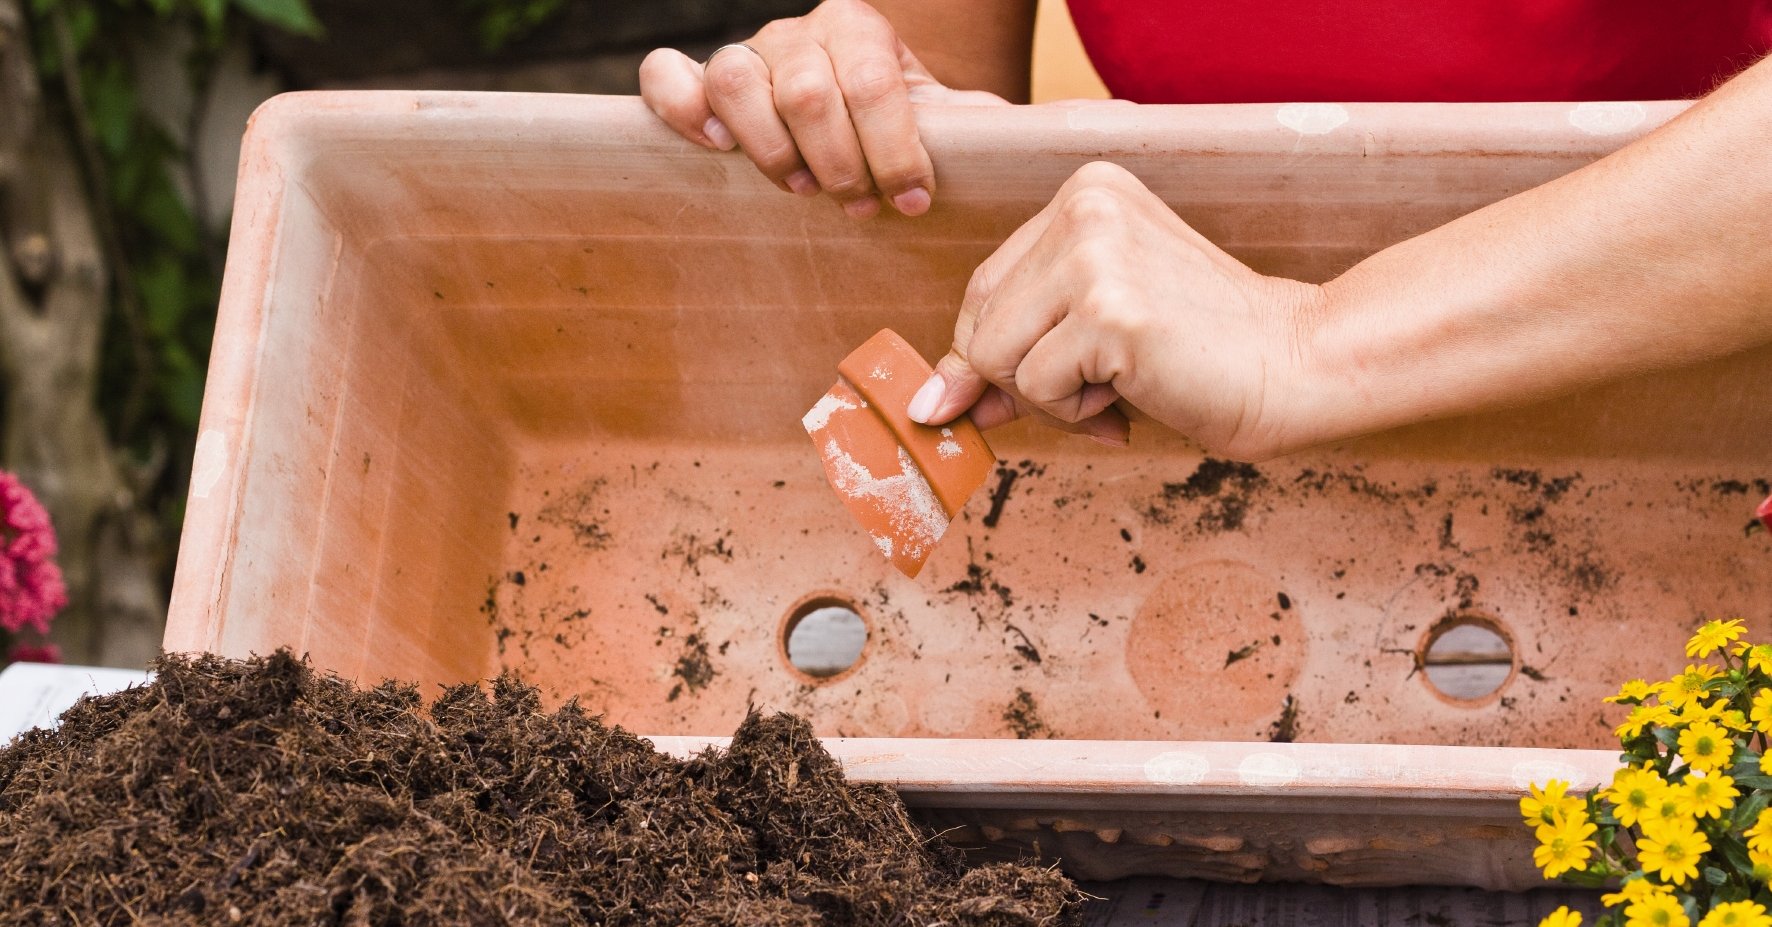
{"left": 907, "top": 352, "right": 990, "bottom": 426}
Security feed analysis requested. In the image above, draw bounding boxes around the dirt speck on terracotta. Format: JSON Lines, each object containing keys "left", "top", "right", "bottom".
{"left": 1003, "top": 688, "right": 1050, "bottom": 739}
{"left": 1268, "top": 694, "right": 1299, "bottom": 743}
{"left": 1144, "top": 458, "right": 1267, "bottom": 532}
{"left": 1490, "top": 467, "right": 1580, "bottom": 502}
{"left": 1004, "top": 623, "right": 1042, "bottom": 665}
{"left": 538, "top": 477, "right": 615, "bottom": 550}
{"left": 667, "top": 633, "right": 715, "bottom": 702}
{"left": 667, "top": 530, "right": 735, "bottom": 575}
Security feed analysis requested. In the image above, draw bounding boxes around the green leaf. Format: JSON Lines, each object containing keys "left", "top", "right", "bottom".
{"left": 1563, "top": 868, "right": 1611, "bottom": 888}
{"left": 67, "top": 2, "right": 97, "bottom": 50}
{"left": 86, "top": 60, "right": 135, "bottom": 157}
{"left": 195, "top": 0, "right": 227, "bottom": 30}
{"left": 1734, "top": 775, "right": 1772, "bottom": 790}
{"left": 1722, "top": 835, "right": 1756, "bottom": 874}
{"left": 1682, "top": 896, "right": 1704, "bottom": 926}
{"left": 134, "top": 182, "right": 201, "bottom": 254}
{"left": 137, "top": 259, "right": 188, "bottom": 339}
{"left": 159, "top": 343, "right": 206, "bottom": 428}
{"left": 232, "top": 0, "right": 324, "bottom": 37}
{"left": 1705, "top": 865, "right": 1730, "bottom": 886}
{"left": 1735, "top": 788, "right": 1772, "bottom": 828}
{"left": 1654, "top": 726, "right": 1683, "bottom": 751}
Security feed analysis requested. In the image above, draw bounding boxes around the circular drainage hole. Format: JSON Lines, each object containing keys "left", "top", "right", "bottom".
{"left": 1421, "top": 616, "right": 1515, "bottom": 703}
{"left": 782, "top": 597, "right": 868, "bottom": 680}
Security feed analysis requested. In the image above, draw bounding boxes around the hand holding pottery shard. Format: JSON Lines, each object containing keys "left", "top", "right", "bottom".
{"left": 804, "top": 330, "right": 995, "bottom": 577}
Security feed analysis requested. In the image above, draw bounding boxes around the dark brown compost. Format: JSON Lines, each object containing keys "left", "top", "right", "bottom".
{"left": 0, "top": 651, "right": 1079, "bottom": 926}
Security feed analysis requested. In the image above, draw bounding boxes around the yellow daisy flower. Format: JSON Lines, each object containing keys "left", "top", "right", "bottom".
{"left": 1540, "top": 906, "right": 1583, "bottom": 927}
{"left": 1688, "top": 619, "right": 1746, "bottom": 658}
{"left": 1644, "top": 785, "right": 1688, "bottom": 829}
{"left": 1666, "top": 664, "right": 1724, "bottom": 708}
{"left": 1697, "top": 900, "right": 1772, "bottom": 927}
{"left": 1739, "top": 641, "right": 1772, "bottom": 675}
{"left": 1680, "top": 699, "right": 1748, "bottom": 732}
{"left": 1606, "top": 767, "right": 1667, "bottom": 828}
{"left": 1679, "top": 773, "right": 1738, "bottom": 819}
{"left": 1763, "top": 751, "right": 1772, "bottom": 776}
{"left": 1745, "top": 808, "right": 1772, "bottom": 853}
{"left": 1639, "top": 817, "right": 1711, "bottom": 886}
{"left": 1754, "top": 690, "right": 1772, "bottom": 734}
{"left": 1534, "top": 814, "right": 1598, "bottom": 879}
{"left": 1607, "top": 679, "right": 1657, "bottom": 704}
{"left": 1627, "top": 893, "right": 1691, "bottom": 927}
{"left": 1750, "top": 844, "right": 1772, "bottom": 883}
{"left": 1618, "top": 704, "right": 1676, "bottom": 739}
{"left": 1678, "top": 720, "right": 1735, "bottom": 773}
{"left": 1522, "top": 779, "right": 1583, "bottom": 829}
{"left": 1603, "top": 877, "right": 1670, "bottom": 908}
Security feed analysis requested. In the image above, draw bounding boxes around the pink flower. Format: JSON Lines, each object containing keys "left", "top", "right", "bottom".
{"left": 0, "top": 472, "right": 67, "bottom": 635}
{"left": 6, "top": 642, "right": 61, "bottom": 664}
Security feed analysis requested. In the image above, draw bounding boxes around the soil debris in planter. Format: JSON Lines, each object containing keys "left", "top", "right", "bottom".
{"left": 0, "top": 650, "right": 1081, "bottom": 927}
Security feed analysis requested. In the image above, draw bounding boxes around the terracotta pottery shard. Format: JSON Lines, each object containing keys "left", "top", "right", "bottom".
{"left": 804, "top": 329, "right": 995, "bottom": 577}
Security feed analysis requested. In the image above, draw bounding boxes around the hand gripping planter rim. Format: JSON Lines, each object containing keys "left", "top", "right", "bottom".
{"left": 166, "top": 89, "right": 1765, "bottom": 889}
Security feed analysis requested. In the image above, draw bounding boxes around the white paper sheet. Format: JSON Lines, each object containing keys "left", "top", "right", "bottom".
{"left": 0, "top": 662, "right": 151, "bottom": 741}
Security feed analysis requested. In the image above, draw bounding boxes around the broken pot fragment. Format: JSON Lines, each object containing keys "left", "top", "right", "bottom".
{"left": 803, "top": 329, "right": 995, "bottom": 577}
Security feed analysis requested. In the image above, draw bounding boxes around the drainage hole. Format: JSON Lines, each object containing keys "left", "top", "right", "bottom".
{"left": 1422, "top": 617, "right": 1514, "bottom": 702}
{"left": 783, "top": 598, "right": 868, "bottom": 679}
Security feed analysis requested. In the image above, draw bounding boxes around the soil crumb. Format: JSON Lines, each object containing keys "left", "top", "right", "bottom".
{"left": 0, "top": 651, "right": 1080, "bottom": 926}
{"left": 1146, "top": 458, "right": 1266, "bottom": 532}
{"left": 1002, "top": 688, "right": 1051, "bottom": 740}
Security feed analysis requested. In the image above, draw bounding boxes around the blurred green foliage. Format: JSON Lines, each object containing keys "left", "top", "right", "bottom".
{"left": 18, "top": 0, "right": 566, "bottom": 568}
{"left": 458, "top": 0, "right": 565, "bottom": 51}
{"left": 24, "top": 0, "right": 320, "bottom": 548}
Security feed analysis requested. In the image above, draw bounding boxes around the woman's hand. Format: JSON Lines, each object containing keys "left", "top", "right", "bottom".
{"left": 906, "top": 161, "right": 1327, "bottom": 459}
{"left": 639, "top": 0, "right": 1007, "bottom": 219}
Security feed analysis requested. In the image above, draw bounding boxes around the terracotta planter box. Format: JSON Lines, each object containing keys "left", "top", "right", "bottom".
{"left": 168, "top": 91, "right": 1768, "bottom": 889}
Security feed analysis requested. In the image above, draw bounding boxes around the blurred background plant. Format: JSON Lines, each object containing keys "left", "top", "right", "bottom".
{"left": 0, "top": 0, "right": 817, "bottom": 668}
{"left": 1, "top": 469, "right": 66, "bottom": 664}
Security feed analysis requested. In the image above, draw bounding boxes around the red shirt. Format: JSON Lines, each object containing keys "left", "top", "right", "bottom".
{"left": 1065, "top": 0, "right": 1772, "bottom": 102}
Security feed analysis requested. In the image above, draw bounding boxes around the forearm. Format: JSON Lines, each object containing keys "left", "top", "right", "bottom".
{"left": 1301, "top": 56, "right": 1772, "bottom": 446}
{"left": 871, "top": 0, "right": 1036, "bottom": 101}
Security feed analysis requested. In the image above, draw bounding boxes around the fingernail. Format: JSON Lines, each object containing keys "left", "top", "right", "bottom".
{"left": 1090, "top": 433, "right": 1129, "bottom": 448}
{"left": 785, "top": 169, "right": 819, "bottom": 196}
{"left": 907, "top": 373, "right": 944, "bottom": 423}
{"left": 842, "top": 197, "right": 880, "bottom": 219}
{"left": 891, "top": 187, "right": 931, "bottom": 216}
{"left": 702, "top": 117, "right": 736, "bottom": 150}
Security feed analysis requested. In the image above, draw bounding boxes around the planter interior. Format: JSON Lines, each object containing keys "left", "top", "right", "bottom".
{"left": 166, "top": 92, "right": 1768, "bottom": 889}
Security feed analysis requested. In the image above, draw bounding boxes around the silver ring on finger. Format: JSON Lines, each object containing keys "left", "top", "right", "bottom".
{"left": 704, "top": 42, "right": 765, "bottom": 72}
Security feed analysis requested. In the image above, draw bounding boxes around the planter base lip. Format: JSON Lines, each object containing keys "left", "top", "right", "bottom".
{"left": 650, "top": 735, "right": 1617, "bottom": 802}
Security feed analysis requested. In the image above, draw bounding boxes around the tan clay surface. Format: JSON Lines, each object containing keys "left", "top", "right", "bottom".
{"left": 166, "top": 91, "right": 1764, "bottom": 885}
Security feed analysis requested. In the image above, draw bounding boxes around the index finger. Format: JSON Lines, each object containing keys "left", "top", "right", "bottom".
{"left": 820, "top": 25, "right": 934, "bottom": 215}
{"left": 907, "top": 198, "right": 1060, "bottom": 426}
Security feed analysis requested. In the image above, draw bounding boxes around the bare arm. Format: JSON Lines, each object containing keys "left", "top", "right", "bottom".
{"left": 1297, "top": 56, "right": 1772, "bottom": 449}
{"left": 907, "top": 56, "right": 1772, "bottom": 460}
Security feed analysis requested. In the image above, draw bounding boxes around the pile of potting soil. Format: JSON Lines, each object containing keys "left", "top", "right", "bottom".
{"left": 0, "top": 651, "right": 1079, "bottom": 926}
